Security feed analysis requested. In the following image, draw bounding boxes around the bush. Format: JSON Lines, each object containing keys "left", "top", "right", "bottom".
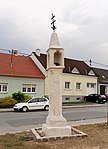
{"left": 12, "top": 91, "right": 31, "bottom": 102}
{"left": 0, "top": 92, "right": 31, "bottom": 108}
{"left": 0, "top": 96, "right": 17, "bottom": 108}
{"left": 23, "top": 94, "right": 31, "bottom": 102}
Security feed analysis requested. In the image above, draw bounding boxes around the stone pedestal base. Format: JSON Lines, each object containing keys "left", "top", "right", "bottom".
{"left": 45, "top": 115, "right": 68, "bottom": 127}
{"left": 42, "top": 124, "right": 71, "bottom": 137}
{"left": 42, "top": 115, "right": 71, "bottom": 137}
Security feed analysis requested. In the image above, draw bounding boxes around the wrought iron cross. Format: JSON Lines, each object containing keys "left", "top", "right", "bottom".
{"left": 51, "top": 13, "right": 57, "bottom": 31}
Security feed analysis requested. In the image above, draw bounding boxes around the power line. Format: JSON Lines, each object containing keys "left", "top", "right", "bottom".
{"left": 0, "top": 48, "right": 108, "bottom": 67}
{"left": 0, "top": 48, "right": 11, "bottom": 53}
{"left": 0, "top": 48, "right": 31, "bottom": 56}
{"left": 86, "top": 59, "right": 108, "bottom": 67}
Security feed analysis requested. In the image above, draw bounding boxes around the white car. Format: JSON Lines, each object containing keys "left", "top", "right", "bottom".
{"left": 13, "top": 97, "right": 49, "bottom": 112}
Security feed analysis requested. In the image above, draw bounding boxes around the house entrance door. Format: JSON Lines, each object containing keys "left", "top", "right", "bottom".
{"left": 100, "top": 85, "right": 105, "bottom": 94}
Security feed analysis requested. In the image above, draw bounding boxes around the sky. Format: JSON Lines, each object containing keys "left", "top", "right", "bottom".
{"left": 0, "top": 0, "right": 108, "bottom": 68}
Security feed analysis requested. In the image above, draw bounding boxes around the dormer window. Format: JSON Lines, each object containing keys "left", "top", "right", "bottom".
{"left": 88, "top": 70, "right": 95, "bottom": 76}
{"left": 102, "top": 75, "right": 105, "bottom": 79}
{"left": 71, "top": 67, "right": 80, "bottom": 74}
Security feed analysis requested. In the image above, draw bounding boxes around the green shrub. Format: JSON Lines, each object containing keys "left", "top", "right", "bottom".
{"left": 0, "top": 92, "right": 31, "bottom": 108}
{"left": 12, "top": 91, "right": 31, "bottom": 102}
{"left": 0, "top": 96, "right": 17, "bottom": 108}
{"left": 23, "top": 94, "right": 31, "bottom": 102}
{"left": 12, "top": 91, "right": 25, "bottom": 102}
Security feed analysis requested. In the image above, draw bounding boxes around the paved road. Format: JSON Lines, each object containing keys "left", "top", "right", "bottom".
{"left": 0, "top": 104, "right": 107, "bottom": 134}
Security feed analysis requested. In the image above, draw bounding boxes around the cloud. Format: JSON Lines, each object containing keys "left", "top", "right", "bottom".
{"left": 99, "top": 43, "right": 108, "bottom": 48}
{"left": 0, "top": 0, "right": 108, "bottom": 67}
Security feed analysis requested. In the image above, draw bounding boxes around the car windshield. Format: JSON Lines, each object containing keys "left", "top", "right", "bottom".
{"left": 100, "top": 95, "right": 106, "bottom": 97}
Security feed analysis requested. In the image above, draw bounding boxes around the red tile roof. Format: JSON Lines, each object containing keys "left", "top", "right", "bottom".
{"left": 0, "top": 53, "right": 45, "bottom": 78}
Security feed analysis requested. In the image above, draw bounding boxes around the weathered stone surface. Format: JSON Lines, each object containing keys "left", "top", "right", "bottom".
{"left": 42, "top": 31, "right": 71, "bottom": 137}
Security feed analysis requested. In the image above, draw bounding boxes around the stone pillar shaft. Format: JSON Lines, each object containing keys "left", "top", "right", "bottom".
{"left": 42, "top": 67, "right": 71, "bottom": 137}
{"left": 48, "top": 68, "right": 62, "bottom": 116}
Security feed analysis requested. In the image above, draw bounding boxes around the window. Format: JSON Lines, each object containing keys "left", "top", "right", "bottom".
{"left": 28, "top": 98, "right": 37, "bottom": 103}
{"left": 64, "top": 82, "right": 71, "bottom": 90}
{"left": 71, "top": 67, "right": 80, "bottom": 74}
{"left": 87, "top": 83, "right": 89, "bottom": 88}
{"left": 88, "top": 70, "right": 95, "bottom": 76}
{"left": 65, "top": 97, "right": 70, "bottom": 101}
{"left": 0, "top": 83, "right": 8, "bottom": 93}
{"left": 87, "top": 83, "right": 95, "bottom": 88}
{"left": 76, "top": 83, "right": 81, "bottom": 90}
{"left": 38, "top": 98, "right": 47, "bottom": 102}
{"left": 91, "top": 83, "right": 95, "bottom": 88}
{"left": 22, "top": 84, "right": 36, "bottom": 93}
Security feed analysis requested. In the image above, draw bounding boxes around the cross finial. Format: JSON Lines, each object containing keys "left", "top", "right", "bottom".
{"left": 51, "top": 13, "right": 57, "bottom": 31}
{"left": 90, "top": 59, "right": 92, "bottom": 66}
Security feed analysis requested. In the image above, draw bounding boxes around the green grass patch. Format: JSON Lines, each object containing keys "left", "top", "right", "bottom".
{"left": 4, "top": 142, "right": 23, "bottom": 147}
{"left": 62, "top": 101, "right": 93, "bottom": 105}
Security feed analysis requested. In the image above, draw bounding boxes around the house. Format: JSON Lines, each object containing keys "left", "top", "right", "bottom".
{"left": 30, "top": 30, "right": 98, "bottom": 102}
{"left": 62, "top": 58, "right": 97, "bottom": 101}
{"left": 92, "top": 67, "right": 108, "bottom": 95}
{"left": 31, "top": 51, "right": 98, "bottom": 102}
{"left": 0, "top": 52, "right": 45, "bottom": 98}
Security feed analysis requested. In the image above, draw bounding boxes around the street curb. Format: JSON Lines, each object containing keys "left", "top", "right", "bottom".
{"left": 63, "top": 104, "right": 106, "bottom": 109}
{"left": 0, "top": 108, "right": 14, "bottom": 112}
{"left": 0, "top": 103, "right": 106, "bottom": 112}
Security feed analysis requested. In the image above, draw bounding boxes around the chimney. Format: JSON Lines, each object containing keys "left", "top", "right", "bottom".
{"left": 12, "top": 49, "right": 18, "bottom": 56}
{"left": 35, "top": 49, "right": 40, "bottom": 56}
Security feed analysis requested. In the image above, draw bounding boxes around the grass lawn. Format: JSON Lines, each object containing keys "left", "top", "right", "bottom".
{"left": 62, "top": 101, "right": 94, "bottom": 105}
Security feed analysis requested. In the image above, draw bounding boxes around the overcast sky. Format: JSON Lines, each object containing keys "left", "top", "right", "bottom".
{"left": 0, "top": 0, "right": 108, "bottom": 68}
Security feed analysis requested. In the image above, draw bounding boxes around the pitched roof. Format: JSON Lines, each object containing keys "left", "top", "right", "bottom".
{"left": 92, "top": 67, "right": 108, "bottom": 83}
{"left": 0, "top": 52, "right": 45, "bottom": 78}
{"left": 33, "top": 52, "right": 92, "bottom": 75}
{"left": 63, "top": 57, "right": 91, "bottom": 75}
{"left": 33, "top": 52, "right": 47, "bottom": 69}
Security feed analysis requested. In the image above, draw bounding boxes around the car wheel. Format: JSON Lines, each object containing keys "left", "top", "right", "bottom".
{"left": 84, "top": 98, "right": 87, "bottom": 101}
{"left": 44, "top": 105, "right": 49, "bottom": 111}
{"left": 22, "top": 106, "right": 28, "bottom": 112}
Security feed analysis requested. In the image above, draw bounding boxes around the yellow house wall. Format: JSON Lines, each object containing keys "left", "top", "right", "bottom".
{"left": 62, "top": 73, "right": 97, "bottom": 96}
{"left": 45, "top": 73, "right": 97, "bottom": 97}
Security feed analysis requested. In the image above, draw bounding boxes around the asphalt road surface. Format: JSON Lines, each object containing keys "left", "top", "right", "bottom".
{"left": 0, "top": 104, "right": 107, "bottom": 134}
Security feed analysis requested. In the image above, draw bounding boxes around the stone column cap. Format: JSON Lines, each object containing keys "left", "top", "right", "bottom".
{"left": 49, "top": 31, "right": 62, "bottom": 49}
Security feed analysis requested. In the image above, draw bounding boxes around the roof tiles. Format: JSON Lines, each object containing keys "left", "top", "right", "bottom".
{"left": 0, "top": 53, "right": 45, "bottom": 78}
{"left": 33, "top": 52, "right": 91, "bottom": 75}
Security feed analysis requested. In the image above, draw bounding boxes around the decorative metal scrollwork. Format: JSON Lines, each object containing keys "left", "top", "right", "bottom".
{"left": 51, "top": 13, "right": 56, "bottom": 31}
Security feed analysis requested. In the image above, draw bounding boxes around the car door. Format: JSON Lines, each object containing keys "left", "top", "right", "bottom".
{"left": 28, "top": 98, "right": 39, "bottom": 110}
{"left": 89, "top": 94, "right": 96, "bottom": 102}
{"left": 37, "top": 98, "right": 46, "bottom": 109}
{"left": 87, "top": 94, "right": 93, "bottom": 101}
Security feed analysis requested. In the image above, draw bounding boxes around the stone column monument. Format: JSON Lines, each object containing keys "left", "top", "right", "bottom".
{"left": 42, "top": 14, "right": 71, "bottom": 137}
